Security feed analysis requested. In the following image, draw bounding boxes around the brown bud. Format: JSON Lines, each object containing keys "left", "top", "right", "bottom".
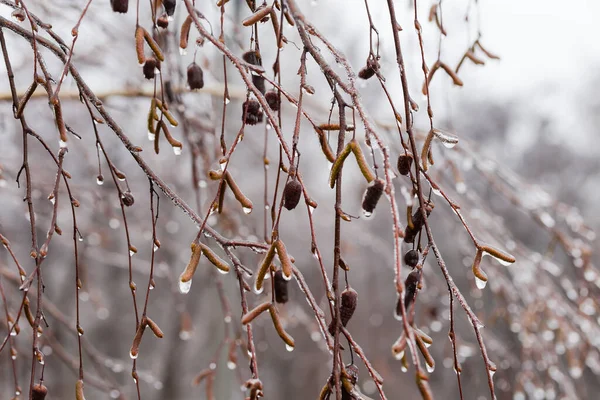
{"left": 252, "top": 75, "right": 266, "bottom": 94}
{"left": 163, "top": 0, "right": 176, "bottom": 16}
{"left": 274, "top": 270, "right": 289, "bottom": 304}
{"left": 242, "top": 100, "right": 263, "bottom": 125}
{"left": 328, "top": 287, "right": 358, "bottom": 335}
{"left": 187, "top": 63, "right": 204, "bottom": 90}
{"left": 404, "top": 250, "right": 419, "bottom": 268}
{"left": 143, "top": 58, "right": 159, "bottom": 80}
{"left": 265, "top": 90, "right": 280, "bottom": 111}
{"left": 283, "top": 178, "right": 302, "bottom": 210}
{"left": 397, "top": 153, "right": 413, "bottom": 176}
{"left": 361, "top": 179, "right": 385, "bottom": 216}
{"left": 32, "top": 383, "right": 48, "bottom": 400}
{"left": 242, "top": 50, "right": 262, "bottom": 66}
{"left": 121, "top": 192, "right": 135, "bottom": 207}
{"left": 110, "top": 0, "right": 129, "bottom": 13}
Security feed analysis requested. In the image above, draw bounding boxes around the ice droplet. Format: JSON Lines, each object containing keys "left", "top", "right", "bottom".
{"left": 209, "top": 362, "right": 217, "bottom": 370}
{"left": 179, "top": 47, "right": 187, "bottom": 56}
{"left": 426, "top": 363, "right": 435, "bottom": 373}
{"left": 242, "top": 207, "right": 252, "bottom": 215}
{"left": 285, "top": 344, "right": 295, "bottom": 352}
{"left": 148, "top": 131, "right": 155, "bottom": 141}
{"left": 129, "top": 351, "right": 138, "bottom": 360}
{"left": 225, "top": 97, "right": 231, "bottom": 105}
{"left": 475, "top": 276, "right": 487, "bottom": 290}
{"left": 227, "top": 361, "right": 237, "bottom": 370}
{"left": 97, "top": 176, "right": 104, "bottom": 185}
{"left": 394, "top": 350, "right": 405, "bottom": 361}
{"left": 362, "top": 209, "right": 373, "bottom": 219}
{"left": 173, "top": 146, "right": 182, "bottom": 156}
{"left": 253, "top": 283, "right": 264, "bottom": 295}
{"left": 59, "top": 139, "right": 68, "bottom": 149}
{"left": 179, "top": 279, "right": 192, "bottom": 294}
{"left": 129, "top": 249, "right": 136, "bottom": 257}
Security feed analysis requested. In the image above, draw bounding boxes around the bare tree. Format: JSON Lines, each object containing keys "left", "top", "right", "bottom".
{"left": 0, "top": 1, "right": 598, "bottom": 399}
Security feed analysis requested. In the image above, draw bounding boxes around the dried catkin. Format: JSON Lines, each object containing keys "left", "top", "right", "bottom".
{"left": 328, "top": 287, "right": 358, "bottom": 335}
{"left": 111, "top": 0, "right": 128, "bottom": 13}
{"left": 404, "top": 249, "right": 419, "bottom": 268}
{"left": 187, "top": 63, "right": 204, "bottom": 90}
{"left": 274, "top": 270, "right": 289, "bottom": 303}
{"left": 283, "top": 178, "right": 302, "bottom": 210}
{"left": 32, "top": 383, "right": 48, "bottom": 400}
{"left": 265, "top": 90, "right": 280, "bottom": 111}
{"left": 242, "top": 100, "right": 263, "bottom": 125}
{"left": 362, "top": 179, "right": 385, "bottom": 215}
{"left": 397, "top": 153, "right": 413, "bottom": 176}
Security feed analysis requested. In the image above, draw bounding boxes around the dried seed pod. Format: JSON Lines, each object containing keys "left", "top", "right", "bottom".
{"left": 361, "top": 179, "right": 385, "bottom": 217}
{"left": 328, "top": 287, "right": 358, "bottom": 335}
{"left": 187, "top": 63, "right": 204, "bottom": 90}
{"left": 143, "top": 58, "right": 159, "bottom": 80}
{"left": 404, "top": 268, "right": 423, "bottom": 310}
{"left": 32, "top": 383, "right": 48, "bottom": 400}
{"left": 163, "top": 0, "right": 176, "bottom": 16}
{"left": 111, "top": 0, "right": 129, "bottom": 13}
{"left": 121, "top": 192, "right": 135, "bottom": 207}
{"left": 242, "top": 50, "right": 262, "bottom": 66}
{"left": 358, "top": 58, "right": 379, "bottom": 80}
{"left": 252, "top": 74, "right": 266, "bottom": 94}
{"left": 283, "top": 178, "right": 302, "bottom": 210}
{"left": 404, "top": 249, "right": 419, "bottom": 268}
{"left": 274, "top": 270, "right": 289, "bottom": 303}
{"left": 265, "top": 90, "right": 280, "bottom": 111}
{"left": 242, "top": 99, "right": 263, "bottom": 125}
{"left": 397, "top": 153, "right": 413, "bottom": 175}
{"left": 157, "top": 14, "right": 169, "bottom": 29}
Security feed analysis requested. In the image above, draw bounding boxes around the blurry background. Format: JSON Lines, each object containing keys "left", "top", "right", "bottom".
{"left": 0, "top": 0, "right": 599, "bottom": 399}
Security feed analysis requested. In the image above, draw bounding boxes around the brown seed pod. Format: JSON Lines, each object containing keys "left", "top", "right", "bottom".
{"left": 111, "top": 0, "right": 129, "bottom": 13}
{"left": 243, "top": 50, "right": 262, "bottom": 66}
{"left": 397, "top": 153, "right": 413, "bottom": 176}
{"left": 32, "top": 383, "right": 48, "bottom": 400}
{"left": 121, "top": 192, "right": 135, "bottom": 207}
{"left": 265, "top": 90, "right": 280, "bottom": 111}
{"left": 274, "top": 270, "right": 289, "bottom": 304}
{"left": 157, "top": 14, "right": 169, "bottom": 29}
{"left": 283, "top": 178, "right": 302, "bottom": 210}
{"left": 143, "top": 58, "right": 159, "bottom": 80}
{"left": 242, "top": 99, "right": 263, "bottom": 125}
{"left": 361, "top": 179, "right": 385, "bottom": 216}
{"left": 252, "top": 74, "right": 266, "bottom": 94}
{"left": 358, "top": 58, "right": 379, "bottom": 80}
{"left": 328, "top": 287, "right": 358, "bottom": 335}
{"left": 187, "top": 63, "right": 204, "bottom": 90}
{"left": 163, "top": 0, "right": 176, "bottom": 16}
{"left": 404, "top": 249, "right": 419, "bottom": 268}
{"left": 404, "top": 268, "right": 423, "bottom": 310}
